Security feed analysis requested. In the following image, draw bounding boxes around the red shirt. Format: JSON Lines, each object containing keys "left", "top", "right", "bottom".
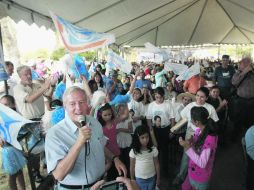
{"left": 184, "top": 75, "right": 207, "bottom": 94}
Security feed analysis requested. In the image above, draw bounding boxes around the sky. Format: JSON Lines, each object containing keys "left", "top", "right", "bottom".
{"left": 15, "top": 20, "right": 57, "bottom": 54}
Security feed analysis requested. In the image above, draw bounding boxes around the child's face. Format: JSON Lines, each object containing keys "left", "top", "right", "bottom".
{"left": 155, "top": 93, "right": 164, "bottom": 104}
{"left": 139, "top": 133, "right": 149, "bottom": 148}
{"left": 119, "top": 106, "right": 129, "bottom": 117}
{"left": 166, "top": 84, "right": 173, "bottom": 91}
{"left": 101, "top": 109, "right": 113, "bottom": 122}
{"left": 210, "top": 88, "right": 220, "bottom": 99}
{"left": 0, "top": 98, "right": 15, "bottom": 109}
{"left": 155, "top": 118, "right": 161, "bottom": 127}
{"left": 95, "top": 75, "right": 101, "bottom": 83}
{"left": 133, "top": 89, "right": 141, "bottom": 101}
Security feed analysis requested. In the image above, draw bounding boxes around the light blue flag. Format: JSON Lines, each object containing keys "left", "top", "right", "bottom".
{"left": 71, "top": 55, "right": 90, "bottom": 80}
{"left": 0, "top": 104, "right": 36, "bottom": 150}
{"left": 50, "top": 12, "right": 115, "bottom": 53}
{"left": 107, "top": 50, "right": 132, "bottom": 74}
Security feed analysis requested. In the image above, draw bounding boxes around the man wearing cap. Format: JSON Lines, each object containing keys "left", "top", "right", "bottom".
{"left": 213, "top": 55, "right": 235, "bottom": 99}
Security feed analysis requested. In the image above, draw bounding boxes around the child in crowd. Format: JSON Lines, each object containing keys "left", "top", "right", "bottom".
{"left": 0, "top": 95, "right": 26, "bottom": 190}
{"left": 164, "top": 81, "right": 177, "bottom": 102}
{"left": 97, "top": 103, "right": 128, "bottom": 180}
{"left": 207, "top": 86, "right": 227, "bottom": 145}
{"left": 116, "top": 104, "right": 133, "bottom": 177}
{"left": 130, "top": 125, "right": 160, "bottom": 190}
{"left": 180, "top": 106, "right": 218, "bottom": 190}
{"left": 207, "top": 86, "right": 227, "bottom": 114}
{"left": 97, "top": 103, "right": 120, "bottom": 180}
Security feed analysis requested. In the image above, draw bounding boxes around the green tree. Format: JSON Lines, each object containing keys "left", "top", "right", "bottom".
{"left": 50, "top": 48, "right": 96, "bottom": 61}
{"left": 50, "top": 48, "right": 66, "bottom": 60}
{"left": 78, "top": 51, "right": 96, "bottom": 61}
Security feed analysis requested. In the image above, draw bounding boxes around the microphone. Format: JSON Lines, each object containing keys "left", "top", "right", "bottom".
{"left": 78, "top": 115, "right": 86, "bottom": 127}
{"left": 77, "top": 115, "right": 90, "bottom": 148}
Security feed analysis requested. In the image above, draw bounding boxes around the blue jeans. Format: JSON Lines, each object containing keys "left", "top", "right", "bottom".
{"left": 136, "top": 175, "right": 156, "bottom": 190}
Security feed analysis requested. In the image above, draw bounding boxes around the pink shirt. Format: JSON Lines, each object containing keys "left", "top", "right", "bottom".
{"left": 186, "top": 129, "right": 218, "bottom": 183}
{"left": 103, "top": 122, "right": 120, "bottom": 156}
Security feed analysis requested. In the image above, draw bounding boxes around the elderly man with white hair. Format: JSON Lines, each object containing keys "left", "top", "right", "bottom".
{"left": 231, "top": 57, "right": 254, "bottom": 131}
{"left": 45, "top": 86, "right": 126, "bottom": 190}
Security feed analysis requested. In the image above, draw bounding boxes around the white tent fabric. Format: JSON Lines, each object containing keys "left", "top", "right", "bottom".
{"left": 0, "top": 0, "right": 254, "bottom": 46}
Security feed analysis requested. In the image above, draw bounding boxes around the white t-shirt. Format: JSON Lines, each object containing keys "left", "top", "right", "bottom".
{"left": 146, "top": 100, "right": 175, "bottom": 127}
{"left": 128, "top": 94, "right": 144, "bottom": 130}
{"left": 129, "top": 147, "right": 158, "bottom": 179}
{"left": 180, "top": 102, "right": 219, "bottom": 131}
{"left": 116, "top": 117, "right": 133, "bottom": 148}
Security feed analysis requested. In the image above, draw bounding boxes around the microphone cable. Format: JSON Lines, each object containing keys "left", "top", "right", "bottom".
{"left": 84, "top": 122, "right": 91, "bottom": 186}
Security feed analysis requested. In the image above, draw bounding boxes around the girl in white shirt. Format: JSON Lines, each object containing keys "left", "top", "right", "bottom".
{"left": 129, "top": 125, "right": 160, "bottom": 190}
{"left": 116, "top": 104, "right": 133, "bottom": 177}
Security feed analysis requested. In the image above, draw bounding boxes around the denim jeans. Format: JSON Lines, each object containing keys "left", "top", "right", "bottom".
{"left": 136, "top": 175, "right": 156, "bottom": 190}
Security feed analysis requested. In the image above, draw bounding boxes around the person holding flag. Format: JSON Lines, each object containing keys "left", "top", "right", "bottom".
{"left": 0, "top": 95, "right": 26, "bottom": 190}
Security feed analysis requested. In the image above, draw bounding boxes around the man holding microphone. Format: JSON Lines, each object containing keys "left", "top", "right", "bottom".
{"left": 45, "top": 86, "right": 126, "bottom": 190}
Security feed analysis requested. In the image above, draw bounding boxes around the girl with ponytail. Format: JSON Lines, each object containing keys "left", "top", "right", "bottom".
{"left": 180, "top": 106, "right": 218, "bottom": 190}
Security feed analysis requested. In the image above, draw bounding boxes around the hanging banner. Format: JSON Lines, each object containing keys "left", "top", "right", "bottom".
{"left": 50, "top": 12, "right": 115, "bottom": 53}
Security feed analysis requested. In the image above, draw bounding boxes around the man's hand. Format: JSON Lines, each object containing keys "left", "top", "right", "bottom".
{"left": 90, "top": 180, "right": 105, "bottom": 190}
{"left": 243, "top": 65, "right": 253, "bottom": 74}
{"left": 43, "top": 78, "right": 51, "bottom": 90}
{"left": 156, "top": 177, "right": 160, "bottom": 187}
{"left": 114, "top": 157, "right": 127, "bottom": 177}
{"left": 77, "top": 126, "right": 92, "bottom": 145}
{"left": 220, "top": 99, "right": 228, "bottom": 107}
{"left": 116, "top": 177, "right": 140, "bottom": 190}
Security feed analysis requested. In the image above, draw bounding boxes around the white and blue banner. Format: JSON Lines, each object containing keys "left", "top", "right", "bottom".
{"left": 176, "top": 63, "right": 200, "bottom": 81}
{"left": 0, "top": 104, "right": 35, "bottom": 150}
{"left": 107, "top": 50, "right": 132, "bottom": 74}
{"left": 144, "top": 42, "right": 173, "bottom": 62}
{"left": 164, "top": 62, "right": 188, "bottom": 75}
{"left": 50, "top": 12, "right": 115, "bottom": 53}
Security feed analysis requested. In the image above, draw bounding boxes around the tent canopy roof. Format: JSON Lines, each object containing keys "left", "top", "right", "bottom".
{"left": 0, "top": 0, "right": 254, "bottom": 46}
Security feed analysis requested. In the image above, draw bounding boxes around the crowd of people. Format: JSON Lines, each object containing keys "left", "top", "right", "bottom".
{"left": 0, "top": 54, "right": 254, "bottom": 190}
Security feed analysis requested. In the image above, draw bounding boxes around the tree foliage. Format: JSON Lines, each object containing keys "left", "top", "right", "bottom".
{"left": 50, "top": 48, "right": 96, "bottom": 61}
{"left": 50, "top": 48, "right": 66, "bottom": 60}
